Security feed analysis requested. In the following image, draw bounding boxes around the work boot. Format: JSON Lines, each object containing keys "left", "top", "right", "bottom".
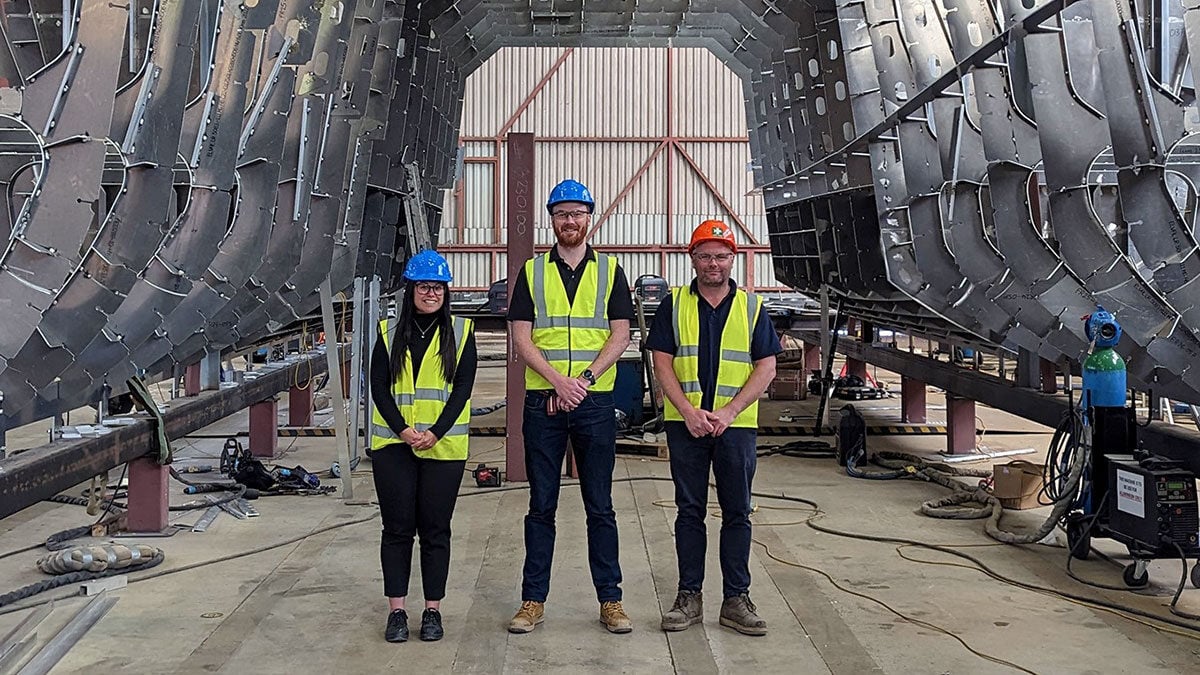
{"left": 384, "top": 609, "right": 409, "bottom": 643}
{"left": 660, "top": 590, "right": 703, "bottom": 632}
{"left": 420, "top": 608, "right": 444, "bottom": 641}
{"left": 719, "top": 594, "right": 767, "bottom": 636}
{"left": 508, "top": 601, "right": 544, "bottom": 633}
{"left": 600, "top": 601, "right": 633, "bottom": 634}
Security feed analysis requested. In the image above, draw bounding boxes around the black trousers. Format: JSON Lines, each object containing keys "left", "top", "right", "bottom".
{"left": 372, "top": 443, "right": 466, "bottom": 600}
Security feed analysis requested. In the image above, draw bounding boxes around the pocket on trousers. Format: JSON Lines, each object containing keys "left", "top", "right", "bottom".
{"left": 525, "top": 392, "right": 549, "bottom": 410}
{"left": 582, "top": 393, "right": 614, "bottom": 409}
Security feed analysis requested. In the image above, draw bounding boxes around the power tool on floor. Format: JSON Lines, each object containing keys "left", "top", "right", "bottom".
{"left": 1066, "top": 308, "right": 1200, "bottom": 588}
{"left": 472, "top": 463, "right": 501, "bottom": 488}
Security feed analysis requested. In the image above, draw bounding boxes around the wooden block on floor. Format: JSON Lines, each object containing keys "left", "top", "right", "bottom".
{"left": 616, "top": 434, "right": 668, "bottom": 459}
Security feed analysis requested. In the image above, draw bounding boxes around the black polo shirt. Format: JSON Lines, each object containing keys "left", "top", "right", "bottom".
{"left": 506, "top": 245, "right": 635, "bottom": 322}
{"left": 645, "top": 279, "right": 782, "bottom": 411}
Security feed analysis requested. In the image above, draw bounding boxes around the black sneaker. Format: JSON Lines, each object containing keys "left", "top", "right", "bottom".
{"left": 385, "top": 609, "right": 409, "bottom": 642}
{"left": 420, "top": 608, "right": 444, "bottom": 641}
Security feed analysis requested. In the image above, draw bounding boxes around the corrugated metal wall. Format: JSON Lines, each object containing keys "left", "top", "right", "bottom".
{"left": 440, "top": 47, "right": 783, "bottom": 291}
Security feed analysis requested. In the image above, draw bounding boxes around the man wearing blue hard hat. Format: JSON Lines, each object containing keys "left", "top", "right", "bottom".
{"left": 506, "top": 178, "right": 636, "bottom": 634}
{"left": 369, "top": 248, "right": 477, "bottom": 644}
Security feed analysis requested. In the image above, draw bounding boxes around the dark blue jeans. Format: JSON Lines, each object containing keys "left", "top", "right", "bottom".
{"left": 665, "top": 422, "right": 757, "bottom": 598}
{"left": 521, "top": 390, "right": 622, "bottom": 603}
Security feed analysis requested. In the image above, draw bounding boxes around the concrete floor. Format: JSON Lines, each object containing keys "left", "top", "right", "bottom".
{"left": 2, "top": 345, "right": 1200, "bottom": 673}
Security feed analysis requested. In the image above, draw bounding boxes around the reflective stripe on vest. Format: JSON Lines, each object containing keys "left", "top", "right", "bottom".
{"left": 525, "top": 251, "right": 618, "bottom": 391}
{"left": 370, "top": 315, "right": 473, "bottom": 460}
{"left": 663, "top": 286, "right": 762, "bottom": 428}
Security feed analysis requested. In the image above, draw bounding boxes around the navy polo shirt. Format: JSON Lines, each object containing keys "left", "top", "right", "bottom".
{"left": 645, "top": 279, "right": 782, "bottom": 411}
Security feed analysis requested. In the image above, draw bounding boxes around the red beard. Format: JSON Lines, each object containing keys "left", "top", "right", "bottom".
{"left": 555, "top": 225, "right": 587, "bottom": 247}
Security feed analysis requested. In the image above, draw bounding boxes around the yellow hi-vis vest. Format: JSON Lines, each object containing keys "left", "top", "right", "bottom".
{"left": 663, "top": 285, "right": 763, "bottom": 428}
{"left": 524, "top": 251, "right": 618, "bottom": 392}
{"left": 370, "top": 316, "right": 472, "bottom": 460}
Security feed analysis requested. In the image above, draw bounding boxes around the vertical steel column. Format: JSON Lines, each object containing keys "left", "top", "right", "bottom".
{"left": 288, "top": 384, "right": 313, "bottom": 426}
{"left": 126, "top": 457, "right": 169, "bottom": 533}
{"left": 1040, "top": 358, "right": 1058, "bottom": 394}
{"left": 860, "top": 321, "right": 875, "bottom": 344}
{"left": 321, "top": 277, "right": 354, "bottom": 498}
{"left": 945, "top": 395, "right": 976, "bottom": 455}
{"left": 505, "top": 132, "right": 535, "bottom": 482}
{"left": 184, "top": 363, "right": 201, "bottom": 396}
{"left": 1015, "top": 348, "right": 1039, "bottom": 388}
{"left": 0, "top": 391, "right": 6, "bottom": 459}
{"left": 347, "top": 277, "right": 366, "bottom": 457}
{"left": 365, "top": 274, "right": 381, "bottom": 462}
{"left": 846, "top": 339, "right": 868, "bottom": 380}
{"left": 200, "top": 351, "right": 222, "bottom": 391}
{"left": 803, "top": 342, "right": 820, "bottom": 372}
{"left": 901, "top": 377, "right": 927, "bottom": 424}
{"left": 819, "top": 286, "right": 832, "bottom": 429}
{"left": 94, "top": 383, "right": 111, "bottom": 426}
{"left": 249, "top": 398, "right": 279, "bottom": 458}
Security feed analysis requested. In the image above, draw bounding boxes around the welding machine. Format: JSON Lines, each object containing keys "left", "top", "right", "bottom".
{"left": 1104, "top": 455, "right": 1200, "bottom": 585}
{"left": 1065, "top": 308, "right": 1200, "bottom": 588}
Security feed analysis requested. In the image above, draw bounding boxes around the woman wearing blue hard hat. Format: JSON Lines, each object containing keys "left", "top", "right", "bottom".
{"left": 368, "top": 248, "right": 477, "bottom": 644}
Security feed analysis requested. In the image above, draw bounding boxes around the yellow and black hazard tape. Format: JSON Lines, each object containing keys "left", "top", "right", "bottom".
{"left": 278, "top": 428, "right": 365, "bottom": 437}
{"left": 471, "top": 426, "right": 507, "bottom": 436}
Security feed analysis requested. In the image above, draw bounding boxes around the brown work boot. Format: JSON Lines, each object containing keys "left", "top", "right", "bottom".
{"left": 599, "top": 601, "right": 633, "bottom": 634}
{"left": 660, "top": 590, "right": 703, "bottom": 631}
{"left": 508, "top": 601, "right": 544, "bottom": 634}
{"left": 719, "top": 594, "right": 767, "bottom": 636}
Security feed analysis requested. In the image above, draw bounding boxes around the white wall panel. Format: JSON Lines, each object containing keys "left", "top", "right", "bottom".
{"left": 512, "top": 48, "right": 667, "bottom": 137}
{"left": 673, "top": 48, "right": 749, "bottom": 138}
{"left": 444, "top": 46, "right": 783, "bottom": 290}
{"left": 601, "top": 251, "right": 660, "bottom": 285}
{"left": 444, "top": 252, "right": 491, "bottom": 288}
{"left": 461, "top": 48, "right": 564, "bottom": 136}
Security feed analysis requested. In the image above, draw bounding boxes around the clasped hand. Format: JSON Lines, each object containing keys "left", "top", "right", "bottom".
{"left": 552, "top": 373, "right": 592, "bottom": 412}
{"left": 401, "top": 427, "right": 438, "bottom": 450}
{"left": 682, "top": 405, "right": 737, "bottom": 438}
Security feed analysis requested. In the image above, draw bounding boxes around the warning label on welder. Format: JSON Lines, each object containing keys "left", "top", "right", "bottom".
{"left": 1116, "top": 469, "right": 1144, "bottom": 518}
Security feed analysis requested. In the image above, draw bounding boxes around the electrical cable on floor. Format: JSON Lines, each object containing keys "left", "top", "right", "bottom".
{"left": 869, "top": 407, "right": 1086, "bottom": 546}
{"left": 1169, "top": 542, "right": 1200, "bottom": 622}
{"left": 95, "top": 463, "right": 128, "bottom": 525}
{"left": 891, "top": 544, "right": 1200, "bottom": 641}
{"left": 801, "top": 511, "right": 1200, "bottom": 636}
{"left": 756, "top": 439, "right": 834, "bottom": 459}
{"left": 0, "top": 543, "right": 43, "bottom": 561}
{"left": 1061, "top": 494, "right": 1148, "bottom": 593}
{"left": 749, "top": 538, "right": 1037, "bottom": 675}
{"left": 3, "top": 473, "right": 1197, "bottom": 672}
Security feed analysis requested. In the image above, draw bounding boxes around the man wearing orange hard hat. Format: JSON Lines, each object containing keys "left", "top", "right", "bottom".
{"left": 644, "top": 219, "right": 781, "bottom": 637}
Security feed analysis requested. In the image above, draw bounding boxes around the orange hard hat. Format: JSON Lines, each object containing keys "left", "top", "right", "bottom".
{"left": 688, "top": 219, "right": 737, "bottom": 253}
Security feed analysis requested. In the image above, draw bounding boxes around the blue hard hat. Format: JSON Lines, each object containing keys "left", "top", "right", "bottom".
{"left": 403, "top": 249, "right": 453, "bottom": 283}
{"left": 547, "top": 179, "right": 595, "bottom": 213}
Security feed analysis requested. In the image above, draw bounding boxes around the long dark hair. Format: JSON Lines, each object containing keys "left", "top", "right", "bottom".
{"left": 389, "top": 279, "right": 457, "bottom": 383}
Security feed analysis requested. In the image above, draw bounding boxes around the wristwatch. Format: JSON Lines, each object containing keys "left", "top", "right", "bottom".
{"left": 581, "top": 369, "right": 597, "bottom": 386}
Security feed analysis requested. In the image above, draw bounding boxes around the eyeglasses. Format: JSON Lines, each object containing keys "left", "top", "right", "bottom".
{"left": 551, "top": 210, "right": 590, "bottom": 221}
{"left": 414, "top": 283, "right": 445, "bottom": 295}
{"left": 691, "top": 252, "right": 735, "bottom": 263}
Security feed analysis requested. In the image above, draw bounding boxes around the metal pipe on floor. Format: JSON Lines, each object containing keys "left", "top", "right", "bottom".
{"left": 17, "top": 593, "right": 118, "bottom": 675}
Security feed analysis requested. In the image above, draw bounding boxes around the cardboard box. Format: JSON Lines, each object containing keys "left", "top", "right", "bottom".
{"left": 768, "top": 368, "right": 807, "bottom": 400}
{"left": 992, "top": 461, "right": 1045, "bottom": 510}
